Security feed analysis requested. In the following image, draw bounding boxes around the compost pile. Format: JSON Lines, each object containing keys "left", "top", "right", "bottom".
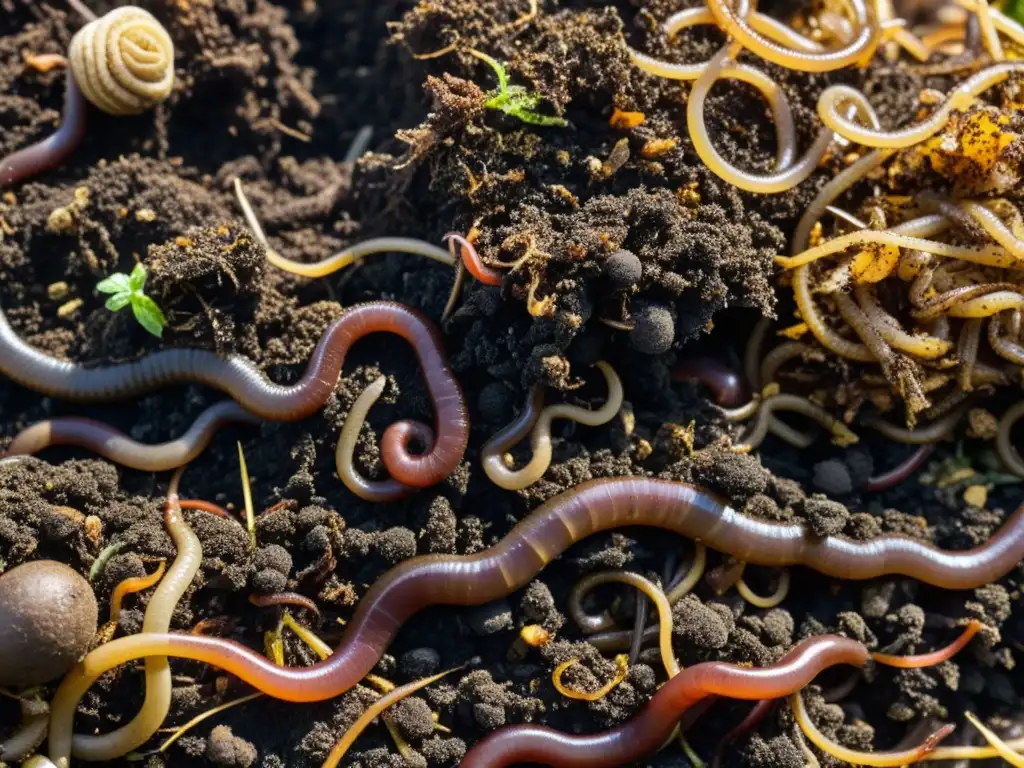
{"left": 0, "top": 0, "right": 1022, "bottom": 766}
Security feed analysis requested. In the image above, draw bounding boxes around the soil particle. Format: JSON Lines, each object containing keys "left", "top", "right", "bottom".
{"left": 690, "top": 450, "right": 769, "bottom": 505}
{"left": 799, "top": 495, "right": 850, "bottom": 537}
{"left": 398, "top": 648, "right": 441, "bottom": 681}
{"left": 629, "top": 301, "right": 675, "bottom": 355}
{"left": 742, "top": 734, "right": 805, "bottom": 768}
{"left": 811, "top": 459, "right": 853, "bottom": 497}
{"left": 672, "top": 594, "right": 732, "bottom": 651}
{"left": 204, "top": 724, "right": 258, "bottom": 768}
{"left": 391, "top": 696, "right": 435, "bottom": 741}
{"left": 466, "top": 598, "right": 514, "bottom": 636}
{"left": 518, "top": 579, "right": 565, "bottom": 631}
{"left": 420, "top": 736, "right": 467, "bottom": 766}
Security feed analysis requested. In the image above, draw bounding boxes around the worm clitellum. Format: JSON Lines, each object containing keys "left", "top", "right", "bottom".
{"left": 47, "top": 478, "right": 1023, "bottom": 766}
{"left": 0, "top": 301, "right": 468, "bottom": 488}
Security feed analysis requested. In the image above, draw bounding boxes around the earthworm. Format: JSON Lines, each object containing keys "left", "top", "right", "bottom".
{"left": 249, "top": 592, "right": 321, "bottom": 619}
{"left": 706, "top": 558, "right": 747, "bottom": 594}
{"left": 68, "top": 6, "right": 175, "bottom": 116}
{"left": 0, "top": 697, "right": 49, "bottom": 763}
{"left": 948, "top": 291, "right": 1024, "bottom": 318}
{"left": 711, "top": 700, "right": 776, "bottom": 768}
{"left": 686, "top": 44, "right": 840, "bottom": 193}
{"left": 482, "top": 362, "right": 623, "bottom": 491}
{"left": 855, "top": 285, "right": 952, "bottom": 359}
{"left": 460, "top": 636, "right": 905, "bottom": 767}
{"left": 955, "top": 0, "right": 1024, "bottom": 47}
{"left": 958, "top": 319, "right": 983, "bottom": 390}
{"left": 735, "top": 566, "right": 791, "bottom": 608}
{"left": 0, "top": 73, "right": 87, "bottom": 187}
{"left": 989, "top": 311, "right": 1024, "bottom": 364}
{"left": 583, "top": 545, "right": 706, "bottom": 654}
{"left": 630, "top": 23, "right": 797, "bottom": 172}
{"left": 863, "top": 408, "right": 964, "bottom": 444}
{"left": 565, "top": 571, "right": 677, "bottom": 679}
{"left": 671, "top": 359, "right": 747, "bottom": 407}
{"left": 736, "top": 393, "right": 858, "bottom": 450}
{"left": 996, "top": 401, "right": 1024, "bottom": 478}
{"left": 68, "top": 466, "right": 202, "bottom": 762}
{"left": 793, "top": 264, "right": 874, "bottom": 362}
{"left": 335, "top": 376, "right": 431, "bottom": 502}
{"left": 707, "top": 0, "right": 878, "bottom": 71}
{"left": 233, "top": 179, "right": 452, "bottom": 278}
{"left": 108, "top": 560, "right": 166, "bottom": 626}
{"left": 759, "top": 341, "right": 814, "bottom": 386}
{"left": 974, "top": 0, "right": 1006, "bottom": 57}
{"left": 777, "top": 226, "right": 1017, "bottom": 270}
{"left": 178, "top": 499, "right": 235, "bottom": 520}
{"left": 817, "top": 63, "right": 1024, "bottom": 148}
{"left": 911, "top": 284, "right": 1019, "bottom": 321}
{"left": 864, "top": 445, "right": 936, "bottom": 491}
{"left": 792, "top": 148, "right": 894, "bottom": 252}
{"left": 0, "top": 300, "right": 469, "bottom": 488}
{"left": 44, "top": 476, "right": 1024, "bottom": 765}
{"left": 791, "top": 691, "right": 955, "bottom": 766}
{"left": 444, "top": 233, "right": 503, "bottom": 286}
{"left": 4, "top": 401, "right": 259, "bottom": 471}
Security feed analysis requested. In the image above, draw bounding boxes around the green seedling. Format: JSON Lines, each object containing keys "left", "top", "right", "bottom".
{"left": 96, "top": 262, "right": 167, "bottom": 338}
{"left": 471, "top": 49, "right": 567, "bottom": 127}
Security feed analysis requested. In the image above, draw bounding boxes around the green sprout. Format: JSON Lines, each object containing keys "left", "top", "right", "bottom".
{"left": 470, "top": 49, "right": 567, "bottom": 128}
{"left": 96, "top": 262, "right": 167, "bottom": 338}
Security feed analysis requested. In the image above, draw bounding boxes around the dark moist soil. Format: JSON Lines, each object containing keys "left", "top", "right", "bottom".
{"left": 1, "top": 1, "right": 1021, "bottom": 767}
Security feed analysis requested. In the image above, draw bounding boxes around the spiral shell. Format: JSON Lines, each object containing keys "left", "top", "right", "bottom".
{"left": 68, "top": 6, "right": 174, "bottom": 116}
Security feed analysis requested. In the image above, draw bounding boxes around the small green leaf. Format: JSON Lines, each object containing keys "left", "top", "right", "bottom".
{"left": 104, "top": 293, "right": 132, "bottom": 312}
{"left": 128, "top": 262, "right": 147, "bottom": 293}
{"left": 131, "top": 294, "right": 167, "bottom": 338}
{"left": 96, "top": 273, "right": 131, "bottom": 294}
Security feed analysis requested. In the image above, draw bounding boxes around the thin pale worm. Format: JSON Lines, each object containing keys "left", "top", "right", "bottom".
{"left": 482, "top": 362, "right": 623, "bottom": 491}
{"left": 817, "top": 63, "right": 1024, "bottom": 148}
{"left": 737, "top": 393, "right": 858, "bottom": 450}
{"left": 736, "top": 567, "right": 791, "bottom": 608}
{"left": 954, "top": 0, "right": 1024, "bottom": 48}
{"left": 69, "top": 468, "right": 201, "bottom": 761}
{"left": 108, "top": 560, "right": 166, "bottom": 626}
{"left": 0, "top": 300, "right": 468, "bottom": 488}
{"left": 0, "top": 698, "right": 49, "bottom": 762}
{"left": 911, "top": 283, "right": 1020, "bottom": 321}
{"left": 4, "top": 401, "right": 259, "bottom": 471}
{"left": 233, "top": 178, "right": 452, "bottom": 278}
{"left": 672, "top": 359, "right": 747, "bottom": 407}
{"left": 989, "top": 312, "right": 1024, "bottom": 364}
{"left": 335, "top": 376, "right": 432, "bottom": 502}
{"left": 706, "top": 0, "right": 878, "bottom": 72}
{"left": 46, "top": 476, "right": 1024, "bottom": 767}
{"left": 0, "top": 74, "right": 87, "bottom": 187}
{"left": 997, "top": 401, "right": 1024, "bottom": 478}
{"left": 855, "top": 285, "right": 952, "bottom": 359}
{"left": 863, "top": 409, "right": 964, "bottom": 444}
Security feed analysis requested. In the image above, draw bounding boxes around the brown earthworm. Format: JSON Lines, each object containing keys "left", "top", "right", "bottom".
{"left": 461, "top": 634, "right": 956, "bottom": 767}
{"left": 864, "top": 444, "right": 936, "bottom": 491}
{"left": 0, "top": 301, "right": 469, "bottom": 488}
{"left": 4, "top": 401, "right": 259, "bottom": 471}
{"left": 249, "top": 592, "right": 321, "bottom": 619}
{"left": 444, "top": 232, "right": 504, "bottom": 286}
{"left": 46, "top": 477, "right": 1024, "bottom": 766}
{"left": 671, "top": 358, "right": 747, "bottom": 407}
{"left": 335, "top": 376, "right": 433, "bottom": 502}
{"left": 0, "top": 74, "right": 87, "bottom": 187}
{"left": 178, "top": 499, "right": 236, "bottom": 521}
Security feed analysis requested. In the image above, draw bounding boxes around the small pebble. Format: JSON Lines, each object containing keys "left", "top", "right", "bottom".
{"left": 603, "top": 249, "right": 642, "bottom": 288}
{"left": 812, "top": 459, "right": 853, "bottom": 496}
{"left": 629, "top": 303, "right": 675, "bottom": 354}
{"left": 466, "top": 599, "right": 513, "bottom": 635}
{"left": 399, "top": 647, "right": 441, "bottom": 679}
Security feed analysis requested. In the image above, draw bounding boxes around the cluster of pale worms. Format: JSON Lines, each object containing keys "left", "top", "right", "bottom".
{"left": 0, "top": 0, "right": 1023, "bottom": 766}
{"left": 627, "top": 0, "right": 1024, "bottom": 477}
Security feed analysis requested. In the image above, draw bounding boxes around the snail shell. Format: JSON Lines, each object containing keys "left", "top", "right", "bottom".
{"left": 68, "top": 6, "right": 175, "bottom": 116}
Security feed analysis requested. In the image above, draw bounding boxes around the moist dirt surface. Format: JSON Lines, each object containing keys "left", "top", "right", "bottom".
{"left": 0, "top": 0, "right": 1021, "bottom": 766}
